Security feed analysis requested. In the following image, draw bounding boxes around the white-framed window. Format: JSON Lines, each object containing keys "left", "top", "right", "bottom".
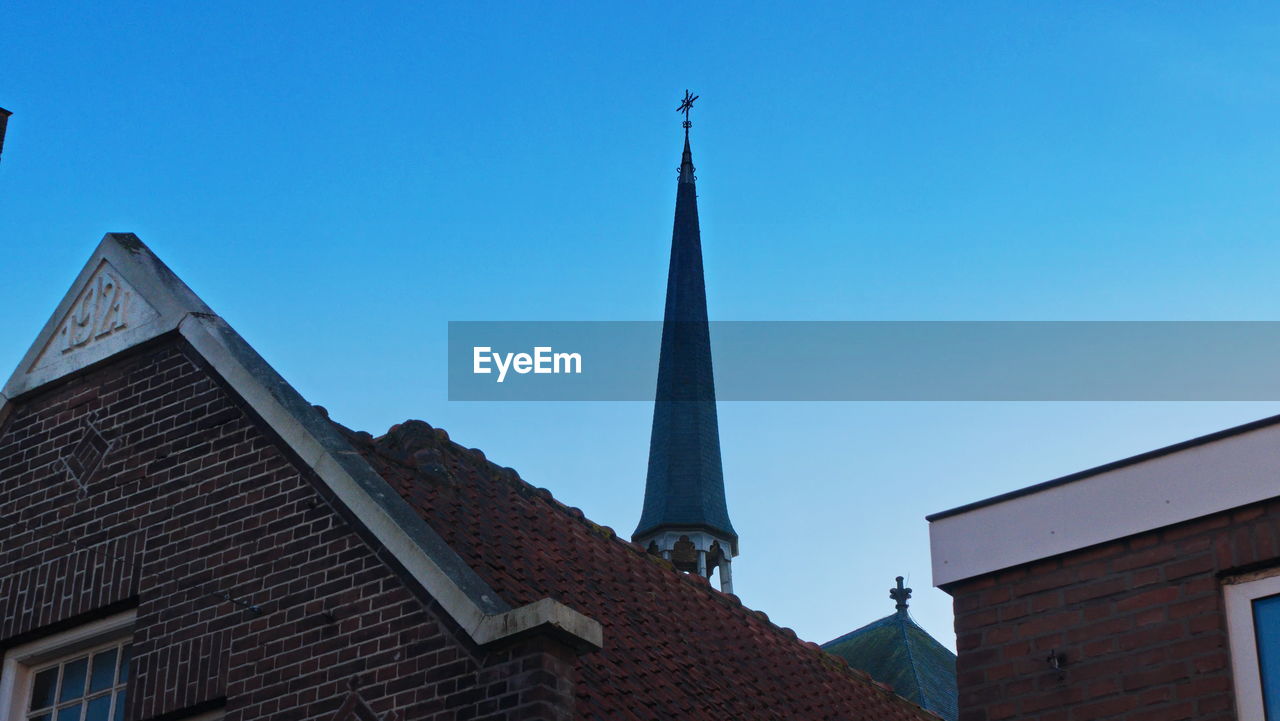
{"left": 0, "top": 611, "right": 134, "bottom": 721}
{"left": 1225, "top": 569, "right": 1280, "bottom": 719}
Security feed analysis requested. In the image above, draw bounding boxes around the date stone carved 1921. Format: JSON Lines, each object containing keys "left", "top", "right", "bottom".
{"left": 29, "top": 260, "right": 160, "bottom": 374}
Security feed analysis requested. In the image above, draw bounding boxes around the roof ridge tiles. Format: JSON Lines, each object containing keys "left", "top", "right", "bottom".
{"left": 328, "top": 415, "right": 941, "bottom": 719}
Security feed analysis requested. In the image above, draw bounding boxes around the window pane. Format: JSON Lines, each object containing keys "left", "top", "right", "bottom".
{"left": 88, "top": 649, "right": 118, "bottom": 693}
{"left": 1254, "top": 594, "right": 1280, "bottom": 719}
{"left": 59, "top": 658, "right": 88, "bottom": 702}
{"left": 112, "top": 690, "right": 126, "bottom": 721}
{"left": 84, "top": 695, "right": 111, "bottom": 721}
{"left": 117, "top": 646, "right": 130, "bottom": 683}
{"left": 30, "top": 667, "right": 58, "bottom": 710}
{"left": 30, "top": 715, "right": 51, "bottom": 721}
{"left": 55, "top": 703, "right": 82, "bottom": 721}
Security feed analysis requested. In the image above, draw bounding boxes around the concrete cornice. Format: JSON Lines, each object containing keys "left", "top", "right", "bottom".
{"left": 930, "top": 418, "right": 1280, "bottom": 587}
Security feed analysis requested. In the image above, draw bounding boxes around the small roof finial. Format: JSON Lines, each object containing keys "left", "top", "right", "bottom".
{"left": 677, "top": 89, "right": 698, "bottom": 132}
{"left": 890, "top": 576, "right": 912, "bottom": 614}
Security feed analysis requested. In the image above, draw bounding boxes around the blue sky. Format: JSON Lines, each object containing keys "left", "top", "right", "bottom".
{"left": 5, "top": 2, "right": 1280, "bottom": 649}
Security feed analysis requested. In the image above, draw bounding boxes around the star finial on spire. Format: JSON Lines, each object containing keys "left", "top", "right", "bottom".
{"left": 890, "top": 576, "right": 912, "bottom": 614}
{"left": 677, "top": 90, "right": 699, "bottom": 131}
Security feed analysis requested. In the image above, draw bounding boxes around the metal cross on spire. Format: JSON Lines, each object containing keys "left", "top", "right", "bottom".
{"left": 890, "top": 576, "right": 912, "bottom": 613}
{"left": 677, "top": 89, "right": 699, "bottom": 130}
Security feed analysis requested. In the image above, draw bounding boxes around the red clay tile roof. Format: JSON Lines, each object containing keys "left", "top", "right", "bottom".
{"left": 336, "top": 418, "right": 937, "bottom": 721}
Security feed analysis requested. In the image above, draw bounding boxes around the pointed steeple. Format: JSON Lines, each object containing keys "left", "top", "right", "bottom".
{"left": 0, "top": 108, "right": 12, "bottom": 165}
{"left": 679, "top": 128, "right": 695, "bottom": 185}
{"left": 633, "top": 92, "right": 738, "bottom": 594}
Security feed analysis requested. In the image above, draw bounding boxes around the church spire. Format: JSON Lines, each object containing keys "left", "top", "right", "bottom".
{"left": 633, "top": 92, "right": 738, "bottom": 594}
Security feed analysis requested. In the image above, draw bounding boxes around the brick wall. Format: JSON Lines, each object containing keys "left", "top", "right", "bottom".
{"left": 0, "top": 338, "right": 576, "bottom": 721}
{"left": 947, "top": 500, "right": 1280, "bottom": 721}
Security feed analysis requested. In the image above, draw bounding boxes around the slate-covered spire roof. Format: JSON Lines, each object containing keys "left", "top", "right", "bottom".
{"left": 823, "top": 578, "right": 959, "bottom": 721}
{"left": 633, "top": 124, "right": 737, "bottom": 547}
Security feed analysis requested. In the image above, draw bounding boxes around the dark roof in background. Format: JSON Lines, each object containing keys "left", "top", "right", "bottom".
{"left": 823, "top": 611, "right": 957, "bottom": 721}
{"left": 333, "top": 417, "right": 935, "bottom": 721}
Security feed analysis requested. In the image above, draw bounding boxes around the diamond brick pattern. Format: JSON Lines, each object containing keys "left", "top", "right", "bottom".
{"left": 60, "top": 412, "right": 111, "bottom": 493}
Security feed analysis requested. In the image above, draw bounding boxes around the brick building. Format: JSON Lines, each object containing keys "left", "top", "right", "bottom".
{"left": 929, "top": 416, "right": 1280, "bottom": 720}
{"left": 0, "top": 227, "right": 943, "bottom": 721}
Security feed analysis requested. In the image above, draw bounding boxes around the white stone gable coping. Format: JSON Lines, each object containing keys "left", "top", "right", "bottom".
{"left": 1, "top": 234, "right": 602, "bottom": 652}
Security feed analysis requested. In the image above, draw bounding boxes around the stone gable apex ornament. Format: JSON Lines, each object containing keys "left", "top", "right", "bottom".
{"left": 31, "top": 260, "right": 161, "bottom": 373}
{"left": 4, "top": 233, "right": 212, "bottom": 401}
